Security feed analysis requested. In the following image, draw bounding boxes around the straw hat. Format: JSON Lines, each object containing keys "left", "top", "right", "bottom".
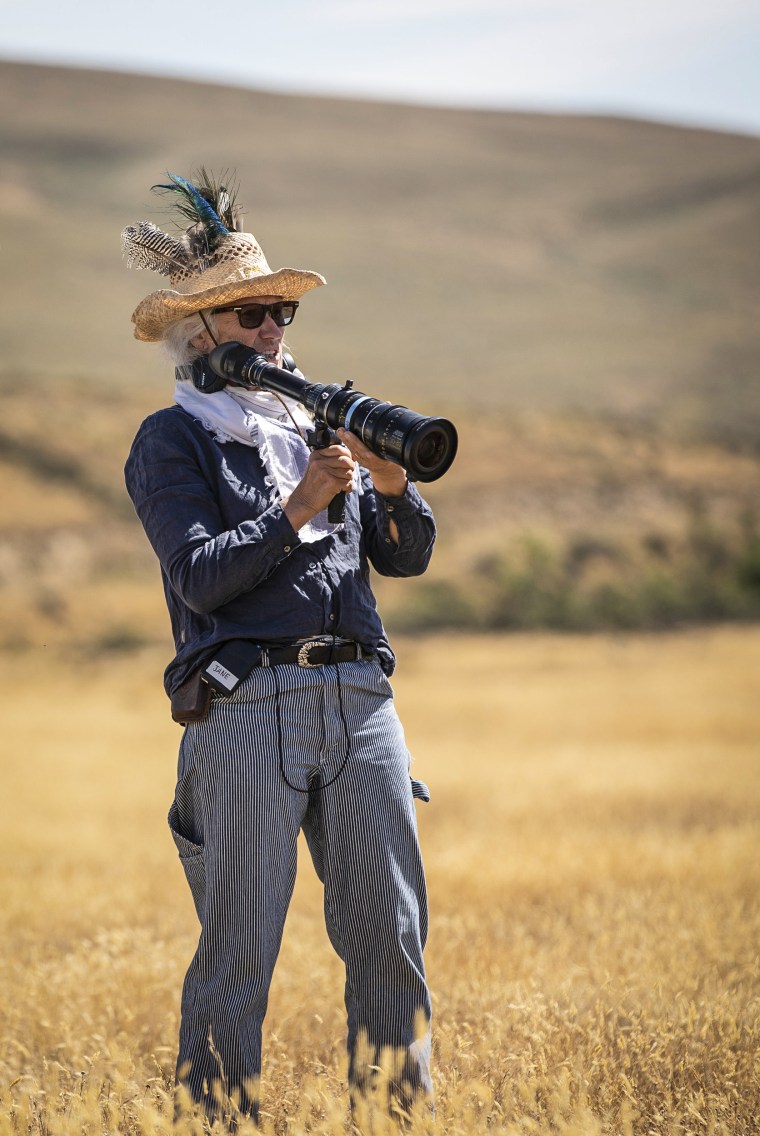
{"left": 122, "top": 172, "right": 326, "bottom": 342}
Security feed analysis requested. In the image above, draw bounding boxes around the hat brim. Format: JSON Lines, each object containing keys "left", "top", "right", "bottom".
{"left": 131, "top": 267, "right": 326, "bottom": 342}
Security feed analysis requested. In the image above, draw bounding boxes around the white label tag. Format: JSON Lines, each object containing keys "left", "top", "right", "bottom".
{"left": 205, "top": 659, "right": 240, "bottom": 691}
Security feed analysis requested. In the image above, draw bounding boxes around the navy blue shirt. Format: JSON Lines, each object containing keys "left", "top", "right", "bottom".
{"left": 125, "top": 405, "right": 436, "bottom": 694}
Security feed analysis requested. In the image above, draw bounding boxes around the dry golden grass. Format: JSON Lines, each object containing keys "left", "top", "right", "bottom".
{"left": 1, "top": 629, "right": 758, "bottom": 1134}
{"left": 3, "top": 373, "right": 760, "bottom": 649}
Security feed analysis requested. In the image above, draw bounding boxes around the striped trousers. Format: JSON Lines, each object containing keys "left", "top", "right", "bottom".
{"left": 168, "top": 656, "right": 432, "bottom": 1119}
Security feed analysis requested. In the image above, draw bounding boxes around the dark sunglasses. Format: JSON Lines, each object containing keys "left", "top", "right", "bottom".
{"left": 210, "top": 300, "right": 299, "bottom": 329}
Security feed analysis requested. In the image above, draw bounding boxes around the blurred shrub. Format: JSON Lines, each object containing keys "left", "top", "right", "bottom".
{"left": 395, "top": 580, "right": 476, "bottom": 632}
{"left": 393, "top": 511, "right": 760, "bottom": 633}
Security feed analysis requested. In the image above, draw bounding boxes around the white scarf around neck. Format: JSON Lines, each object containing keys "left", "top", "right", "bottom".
{"left": 174, "top": 379, "right": 357, "bottom": 544}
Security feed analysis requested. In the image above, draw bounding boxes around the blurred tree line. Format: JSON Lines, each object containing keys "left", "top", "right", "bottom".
{"left": 393, "top": 507, "right": 760, "bottom": 633}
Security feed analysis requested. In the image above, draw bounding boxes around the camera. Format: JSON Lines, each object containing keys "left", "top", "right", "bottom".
{"left": 207, "top": 343, "right": 458, "bottom": 483}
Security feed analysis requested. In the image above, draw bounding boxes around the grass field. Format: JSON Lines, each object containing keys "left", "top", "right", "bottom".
{"left": 0, "top": 628, "right": 757, "bottom": 1134}
{"left": 2, "top": 55, "right": 758, "bottom": 1135}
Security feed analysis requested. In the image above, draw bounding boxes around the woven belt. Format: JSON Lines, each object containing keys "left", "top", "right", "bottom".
{"left": 262, "top": 638, "right": 366, "bottom": 669}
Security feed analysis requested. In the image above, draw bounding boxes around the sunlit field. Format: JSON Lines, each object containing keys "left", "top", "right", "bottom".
{"left": 1, "top": 629, "right": 758, "bottom": 1134}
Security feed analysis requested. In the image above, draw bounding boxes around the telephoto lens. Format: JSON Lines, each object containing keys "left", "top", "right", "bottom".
{"left": 207, "top": 344, "right": 458, "bottom": 482}
{"left": 323, "top": 385, "right": 458, "bottom": 482}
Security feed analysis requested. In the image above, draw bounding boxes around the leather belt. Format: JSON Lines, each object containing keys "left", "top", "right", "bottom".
{"left": 262, "top": 638, "right": 367, "bottom": 669}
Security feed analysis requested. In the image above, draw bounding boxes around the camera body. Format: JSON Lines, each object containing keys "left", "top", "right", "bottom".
{"left": 207, "top": 343, "right": 458, "bottom": 483}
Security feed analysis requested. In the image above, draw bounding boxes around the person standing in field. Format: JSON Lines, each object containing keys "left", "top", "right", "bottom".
{"left": 122, "top": 171, "right": 435, "bottom": 1123}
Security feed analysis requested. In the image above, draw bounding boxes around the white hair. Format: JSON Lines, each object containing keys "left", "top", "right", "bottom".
{"left": 162, "top": 310, "right": 221, "bottom": 375}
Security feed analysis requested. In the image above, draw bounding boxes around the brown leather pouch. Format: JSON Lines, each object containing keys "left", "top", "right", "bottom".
{"left": 170, "top": 671, "right": 212, "bottom": 725}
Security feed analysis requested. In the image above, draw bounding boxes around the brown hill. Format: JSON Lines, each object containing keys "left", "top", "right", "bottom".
{"left": 1, "top": 60, "right": 759, "bottom": 648}
{"left": 2, "top": 59, "right": 759, "bottom": 439}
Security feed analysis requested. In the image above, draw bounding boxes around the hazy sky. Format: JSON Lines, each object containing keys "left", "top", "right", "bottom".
{"left": 2, "top": 0, "right": 759, "bottom": 137}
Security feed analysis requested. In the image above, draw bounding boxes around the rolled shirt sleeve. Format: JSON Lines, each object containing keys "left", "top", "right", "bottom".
{"left": 361, "top": 475, "right": 437, "bottom": 578}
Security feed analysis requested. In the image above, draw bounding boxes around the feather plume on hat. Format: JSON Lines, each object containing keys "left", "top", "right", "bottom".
{"left": 122, "top": 169, "right": 325, "bottom": 342}
{"left": 121, "top": 221, "right": 191, "bottom": 275}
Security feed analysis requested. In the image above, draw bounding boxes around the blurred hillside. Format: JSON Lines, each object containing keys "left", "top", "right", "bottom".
{"left": 2, "top": 59, "right": 760, "bottom": 435}
{"left": 1, "top": 59, "right": 759, "bottom": 648}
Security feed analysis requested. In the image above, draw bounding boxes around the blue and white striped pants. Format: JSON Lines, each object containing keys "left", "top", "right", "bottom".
{"left": 168, "top": 656, "right": 432, "bottom": 1117}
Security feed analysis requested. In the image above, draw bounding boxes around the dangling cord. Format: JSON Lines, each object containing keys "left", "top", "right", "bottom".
{"left": 199, "top": 310, "right": 219, "bottom": 346}
{"left": 269, "top": 391, "right": 310, "bottom": 442}
{"left": 271, "top": 343, "right": 308, "bottom": 440}
{"left": 206, "top": 321, "right": 311, "bottom": 442}
{"left": 271, "top": 638, "right": 353, "bottom": 794}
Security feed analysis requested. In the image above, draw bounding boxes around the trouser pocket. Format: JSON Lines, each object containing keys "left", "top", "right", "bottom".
{"left": 410, "top": 778, "right": 430, "bottom": 802}
{"left": 168, "top": 800, "right": 206, "bottom": 923}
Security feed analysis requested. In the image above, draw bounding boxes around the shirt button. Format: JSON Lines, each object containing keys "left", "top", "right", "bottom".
{"left": 387, "top": 504, "right": 395, "bottom": 513}
{"left": 309, "top": 562, "right": 317, "bottom": 569}
{"left": 284, "top": 545, "right": 291, "bottom": 553}
{"left": 385, "top": 537, "right": 392, "bottom": 543}
{"left": 328, "top": 614, "right": 335, "bottom": 621}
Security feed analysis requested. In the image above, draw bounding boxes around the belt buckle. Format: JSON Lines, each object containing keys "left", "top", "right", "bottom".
{"left": 297, "top": 640, "right": 322, "bottom": 668}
